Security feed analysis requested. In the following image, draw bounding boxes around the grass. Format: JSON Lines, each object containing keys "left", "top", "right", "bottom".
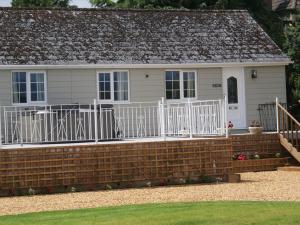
{"left": 1, "top": 201, "right": 300, "bottom": 225}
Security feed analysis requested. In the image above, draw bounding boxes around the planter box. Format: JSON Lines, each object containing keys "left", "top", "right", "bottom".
{"left": 233, "top": 157, "right": 290, "bottom": 173}
{"left": 248, "top": 127, "right": 263, "bottom": 135}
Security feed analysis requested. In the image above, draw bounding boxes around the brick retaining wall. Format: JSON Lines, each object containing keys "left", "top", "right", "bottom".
{"left": 0, "top": 138, "right": 232, "bottom": 195}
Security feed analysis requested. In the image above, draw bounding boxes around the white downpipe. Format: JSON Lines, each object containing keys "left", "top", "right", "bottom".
{"left": 224, "top": 95, "right": 229, "bottom": 138}
{"left": 161, "top": 97, "right": 166, "bottom": 141}
{"left": 276, "top": 97, "right": 279, "bottom": 133}
{"left": 94, "top": 99, "right": 98, "bottom": 144}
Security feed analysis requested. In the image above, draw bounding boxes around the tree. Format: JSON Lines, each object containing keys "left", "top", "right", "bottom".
{"left": 284, "top": 14, "right": 300, "bottom": 102}
{"left": 11, "top": 0, "right": 70, "bottom": 7}
{"left": 89, "top": 0, "right": 115, "bottom": 7}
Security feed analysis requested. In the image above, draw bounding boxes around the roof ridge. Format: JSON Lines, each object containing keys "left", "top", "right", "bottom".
{"left": 0, "top": 7, "right": 248, "bottom": 13}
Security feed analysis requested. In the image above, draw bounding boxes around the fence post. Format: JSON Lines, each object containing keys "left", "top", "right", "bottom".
{"left": 276, "top": 97, "right": 279, "bottom": 133}
{"left": 224, "top": 95, "right": 229, "bottom": 138}
{"left": 94, "top": 99, "right": 98, "bottom": 144}
{"left": 188, "top": 99, "right": 193, "bottom": 139}
{"left": 161, "top": 97, "right": 166, "bottom": 141}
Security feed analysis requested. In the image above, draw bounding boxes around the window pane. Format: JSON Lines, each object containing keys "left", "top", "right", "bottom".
{"left": 30, "top": 73, "right": 45, "bottom": 102}
{"left": 173, "top": 72, "right": 180, "bottom": 80}
{"left": 20, "top": 83, "right": 27, "bottom": 92}
{"left": 121, "top": 72, "right": 128, "bottom": 81}
{"left": 113, "top": 81, "right": 118, "bottom": 91}
{"left": 165, "top": 71, "right": 181, "bottom": 100}
{"left": 166, "top": 91, "right": 172, "bottom": 99}
{"left": 191, "top": 90, "right": 195, "bottom": 98}
{"left": 173, "top": 81, "right": 180, "bottom": 89}
{"left": 99, "top": 74, "right": 105, "bottom": 82}
{"left": 98, "top": 73, "right": 111, "bottom": 100}
{"left": 165, "top": 71, "right": 173, "bottom": 81}
{"left": 173, "top": 90, "right": 180, "bottom": 99}
{"left": 19, "top": 92, "right": 27, "bottom": 103}
{"left": 183, "top": 72, "right": 195, "bottom": 98}
{"left": 104, "top": 82, "right": 110, "bottom": 91}
{"left": 184, "top": 90, "right": 188, "bottom": 98}
{"left": 100, "top": 82, "right": 105, "bottom": 91}
{"left": 37, "top": 83, "right": 44, "bottom": 92}
{"left": 12, "top": 74, "right": 18, "bottom": 82}
{"left": 166, "top": 81, "right": 172, "bottom": 90}
{"left": 122, "top": 81, "right": 128, "bottom": 91}
{"left": 12, "top": 72, "right": 27, "bottom": 104}
{"left": 31, "top": 83, "right": 37, "bottom": 92}
{"left": 13, "top": 93, "right": 19, "bottom": 103}
{"left": 36, "top": 74, "right": 44, "bottom": 82}
{"left": 31, "top": 73, "right": 37, "bottom": 82}
{"left": 19, "top": 73, "right": 26, "bottom": 82}
{"left": 31, "top": 92, "right": 37, "bottom": 101}
{"left": 227, "top": 76, "right": 238, "bottom": 104}
{"left": 37, "top": 92, "right": 45, "bottom": 101}
{"left": 105, "top": 92, "right": 111, "bottom": 99}
{"left": 113, "top": 71, "right": 128, "bottom": 101}
{"left": 100, "top": 92, "right": 105, "bottom": 99}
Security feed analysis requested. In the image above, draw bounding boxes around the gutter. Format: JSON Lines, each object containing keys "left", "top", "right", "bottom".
{"left": 0, "top": 61, "right": 293, "bottom": 70}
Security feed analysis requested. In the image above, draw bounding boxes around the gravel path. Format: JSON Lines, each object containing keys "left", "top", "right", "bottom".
{"left": 1, "top": 171, "right": 300, "bottom": 216}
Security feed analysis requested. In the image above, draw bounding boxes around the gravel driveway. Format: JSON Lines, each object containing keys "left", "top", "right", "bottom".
{"left": 1, "top": 171, "right": 300, "bottom": 216}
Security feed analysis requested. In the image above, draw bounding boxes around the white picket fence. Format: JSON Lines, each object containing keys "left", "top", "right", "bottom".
{"left": 0, "top": 98, "right": 226, "bottom": 145}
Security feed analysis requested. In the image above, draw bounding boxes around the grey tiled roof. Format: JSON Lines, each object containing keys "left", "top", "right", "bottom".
{"left": 272, "top": 0, "right": 300, "bottom": 11}
{"left": 0, "top": 8, "right": 289, "bottom": 65}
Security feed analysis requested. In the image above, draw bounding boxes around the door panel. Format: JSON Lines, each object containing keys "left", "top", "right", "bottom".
{"left": 223, "top": 67, "right": 246, "bottom": 129}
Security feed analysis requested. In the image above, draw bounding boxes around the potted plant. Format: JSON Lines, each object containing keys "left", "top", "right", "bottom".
{"left": 228, "top": 121, "right": 234, "bottom": 134}
{"left": 248, "top": 120, "right": 263, "bottom": 135}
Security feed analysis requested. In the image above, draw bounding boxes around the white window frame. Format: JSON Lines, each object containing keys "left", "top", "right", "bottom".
{"left": 11, "top": 71, "right": 48, "bottom": 106}
{"left": 165, "top": 70, "right": 197, "bottom": 101}
{"left": 96, "top": 70, "right": 130, "bottom": 103}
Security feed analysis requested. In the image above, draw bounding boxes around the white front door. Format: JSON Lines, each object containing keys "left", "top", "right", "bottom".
{"left": 222, "top": 67, "right": 246, "bottom": 129}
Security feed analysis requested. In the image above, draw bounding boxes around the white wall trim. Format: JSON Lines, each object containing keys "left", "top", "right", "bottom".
{"left": 0, "top": 61, "right": 292, "bottom": 70}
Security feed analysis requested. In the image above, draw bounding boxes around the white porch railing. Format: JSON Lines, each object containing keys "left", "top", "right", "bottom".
{"left": 0, "top": 98, "right": 226, "bottom": 145}
{"left": 161, "top": 99, "right": 225, "bottom": 137}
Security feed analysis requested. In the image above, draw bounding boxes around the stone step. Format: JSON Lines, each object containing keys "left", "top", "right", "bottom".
{"left": 277, "top": 166, "right": 300, "bottom": 172}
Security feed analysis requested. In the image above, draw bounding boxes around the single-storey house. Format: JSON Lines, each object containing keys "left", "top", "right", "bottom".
{"left": 0, "top": 7, "right": 292, "bottom": 145}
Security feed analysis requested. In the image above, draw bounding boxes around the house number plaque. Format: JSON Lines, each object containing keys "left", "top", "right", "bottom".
{"left": 212, "top": 83, "right": 222, "bottom": 88}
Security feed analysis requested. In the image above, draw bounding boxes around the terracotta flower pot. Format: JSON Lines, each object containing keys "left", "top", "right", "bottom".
{"left": 248, "top": 127, "right": 263, "bottom": 135}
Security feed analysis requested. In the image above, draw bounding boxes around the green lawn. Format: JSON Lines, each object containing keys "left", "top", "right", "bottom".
{"left": 1, "top": 202, "right": 300, "bottom": 225}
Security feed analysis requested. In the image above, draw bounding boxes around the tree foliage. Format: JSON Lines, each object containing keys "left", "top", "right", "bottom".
{"left": 284, "top": 15, "right": 300, "bottom": 102}
{"left": 11, "top": 0, "right": 70, "bottom": 7}
{"left": 89, "top": 0, "right": 115, "bottom": 7}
